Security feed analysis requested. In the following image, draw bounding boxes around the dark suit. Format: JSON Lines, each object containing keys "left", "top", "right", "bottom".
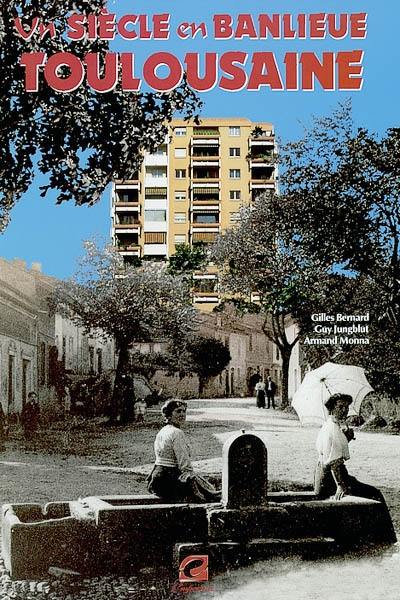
{"left": 266, "top": 379, "right": 276, "bottom": 408}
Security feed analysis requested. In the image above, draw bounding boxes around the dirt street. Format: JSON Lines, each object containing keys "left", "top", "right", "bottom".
{"left": 0, "top": 398, "right": 398, "bottom": 600}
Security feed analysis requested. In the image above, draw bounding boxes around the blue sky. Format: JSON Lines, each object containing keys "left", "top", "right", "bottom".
{"left": 1, "top": 0, "right": 399, "bottom": 278}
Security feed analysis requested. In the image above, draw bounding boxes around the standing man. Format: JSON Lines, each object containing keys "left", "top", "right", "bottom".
{"left": 266, "top": 376, "right": 277, "bottom": 409}
{"left": 20, "top": 391, "right": 41, "bottom": 440}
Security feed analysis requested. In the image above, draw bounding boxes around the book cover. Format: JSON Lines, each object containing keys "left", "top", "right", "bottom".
{"left": 0, "top": 1, "right": 399, "bottom": 599}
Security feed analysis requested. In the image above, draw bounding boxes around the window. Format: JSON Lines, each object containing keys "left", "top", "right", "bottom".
{"left": 174, "top": 191, "right": 186, "bottom": 201}
{"left": 118, "top": 215, "right": 138, "bottom": 225}
{"left": 229, "top": 212, "right": 240, "bottom": 223}
{"left": 175, "top": 169, "right": 186, "bottom": 179}
{"left": 193, "top": 213, "right": 218, "bottom": 224}
{"left": 120, "top": 192, "right": 137, "bottom": 202}
{"left": 229, "top": 169, "right": 241, "bottom": 179}
{"left": 174, "top": 212, "right": 186, "bottom": 223}
{"left": 230, "top": 190, "right": 241, "bottom": 200}
{"left": 229, "top": 126, "right": 241, "bottom": 136}
{"left": 193, "top": 278, "right": 217, "bottom": 293}
{"left": 174, "top": 148, "right": 187, "bottom": 158}
{"left": 146, "top": 168, "right": 165, "bottom": 178}
{"left": 144, "top": 232, "right": 167, "bottom": 243}
{"left": 175, "top": 127, "right": 187, "bottom": 136}
{"left": 174, "top": 234, "right": 186, "bottom": 245}
{"left": 153, "top": 147, "right": 166, "bottom": 155}
{"left": 144, "top": 209, "right": 166, "bottom": 222}
{"left": 229, "top": 147, "right": 240, "bottom": 157}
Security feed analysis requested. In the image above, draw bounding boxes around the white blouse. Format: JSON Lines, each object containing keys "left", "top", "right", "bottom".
{"left": 316, "top": 416, "right": 350, "bottom": 466}
{"left": 154, "top": 424, "right": 194, "bottom": 481}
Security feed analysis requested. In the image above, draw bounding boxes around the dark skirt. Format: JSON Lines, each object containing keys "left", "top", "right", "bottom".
{"left": 314, "top": 462, "right": 387, "bottom": 503}
{"left": 256, "top": 390, "right": 266, "bottom": 408}
{"left": 147, "top": 465, "right": 191, "bottom": 502}
{"left": 147, "top": 465, "right": 220, "bottom": 503}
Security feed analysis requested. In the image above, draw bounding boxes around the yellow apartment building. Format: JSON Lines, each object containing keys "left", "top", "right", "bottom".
{"left": 111, "top": 117, "right": 277, "bottom": 311}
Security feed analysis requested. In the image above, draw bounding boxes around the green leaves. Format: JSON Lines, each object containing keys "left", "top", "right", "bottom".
{"left": 0, "top": 2, "right": 202, "bottom": 229}
{"left": 167, "top": 243, "right": 208, "bottom": 277}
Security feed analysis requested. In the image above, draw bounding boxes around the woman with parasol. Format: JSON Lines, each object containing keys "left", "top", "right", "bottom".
{"left": 314, "top": 393, "right": 388, "bottom": 503}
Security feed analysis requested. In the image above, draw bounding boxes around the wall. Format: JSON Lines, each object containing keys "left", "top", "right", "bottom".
{"left": 149, "top": 308, "right": 301, "bottom": 400}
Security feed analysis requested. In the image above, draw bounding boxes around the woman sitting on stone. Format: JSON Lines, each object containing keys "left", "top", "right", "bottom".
{"left": 147, "top": 399, "right": 220, "bottom": 503}
{"left": 315, "top": 393, "right": 387, "bottom": 503}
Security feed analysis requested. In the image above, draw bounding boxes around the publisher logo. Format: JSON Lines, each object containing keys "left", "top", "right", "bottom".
{"left": 178, "top": 555, "right": 209, "bottom": 583}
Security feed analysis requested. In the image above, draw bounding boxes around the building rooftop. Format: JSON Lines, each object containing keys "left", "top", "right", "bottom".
{"left": 170, "top": 117, "right": 274, "bottom": 129}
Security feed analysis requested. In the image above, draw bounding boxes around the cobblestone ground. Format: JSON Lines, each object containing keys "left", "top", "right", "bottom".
{"left": 0, "top": 398, "right": 398, "bottom": 599}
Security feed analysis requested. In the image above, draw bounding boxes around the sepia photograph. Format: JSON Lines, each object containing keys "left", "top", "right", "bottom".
{"left": 0, "top": 1, "right": 399, "bottom": 599}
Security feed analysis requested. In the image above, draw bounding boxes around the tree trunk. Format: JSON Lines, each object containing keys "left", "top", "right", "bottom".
{"left": 280, "top": 348, "right": 292, "bottom": 409}
{"left": 109, "top": 341, "right": 131, "bottom": 423}
{"left": 198, "top": 376, "right": 206, "bottom": 398}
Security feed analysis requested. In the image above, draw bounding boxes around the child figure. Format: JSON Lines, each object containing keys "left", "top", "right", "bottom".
{"left": 134, "top": 398, "right": 147, "bottom": 423}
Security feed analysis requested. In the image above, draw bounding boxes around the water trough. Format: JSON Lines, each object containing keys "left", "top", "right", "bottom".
{"left": 2, "top": 432, "right": 396, "bottom": 580}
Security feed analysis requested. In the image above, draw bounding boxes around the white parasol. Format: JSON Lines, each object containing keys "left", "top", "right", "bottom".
{"left": 291, "top": 362, "right": 374, "bottom": 425}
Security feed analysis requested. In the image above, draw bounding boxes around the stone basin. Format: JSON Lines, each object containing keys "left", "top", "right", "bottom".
{"left": 1, "top": 433, "right": 396, "bottom": 581}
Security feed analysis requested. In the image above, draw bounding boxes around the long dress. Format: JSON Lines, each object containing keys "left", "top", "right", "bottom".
{"left": 314, "top": 416, "right": 387, "bottom": 503}
{"left": 255, "top": 382, "right": 266, "bottom": 408}
{"left": 147, "top": 424, "right": 220, "bottom": 503}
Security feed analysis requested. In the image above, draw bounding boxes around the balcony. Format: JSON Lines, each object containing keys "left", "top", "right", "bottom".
{"left": 144, "top": 153, "right": 168, "bottom": 167}
{"left": 191, "top": 158, "right": 220, "bottom": 167}
{"left": 248, "top": 151, "right": 274, "bottom": 167}
{"left": 193, "top": 127, "right": 220, "bottom": 137}
{"left": 114, "top": 179, "right": 139, "bottom": 188}
{"left": 143, "top": 244, "right": 168, "bottom": 256}
{"left": 144, "top": 232, "right": 167, "bottom": 244}
{"left": 144, "top": 145, "right": 168, "bottom": 167}
{"left": 192, "top": 219, "right": 220, "bottom": 229}
{"left": 114, "top": 187, "right": 139, "bottom": 203}
{"left": 191, "top": 146, "right": 220, "bottom": 160}
{"left": 191, "top": 138, "right": 219, "bottom": 146}
{"left": 114, "top": 222, "right": 140, "bottom": 234}
{"left": 144, "top": 176, "right": 168, "bottom": 187}
{"left": 191, "top": 224, "right": 220, "bottom": 237}
{"left": 192, "top": 200, "right": 220, "bottom": 211}
{"left": 249, "top": 134, "right": 274, "bottom": 145}
{"left": 192, "top": 231, "right": 218, "bottom": 244}
{"left": 251, "top": 164, "right": 275, "bottom": 190}
{"left": 192, "top": 165, "right": 219, "bottom": 178}
{"left": 193, "top": 291, "right": 220, "bottom": 304}
{"left": 191, "top": 188, "right": 220, "bottom": 202}
{"left": 193, "top": 265, "right": 218, "bottom": 276}
{"left": 117, "top": 245, "right": 141, "bottom": 256}
{"left": 144, "top": 187, "right": 167, "bottom": 199}
{"left": 114, "top": 203, "right": 140, "bottom": 211}
{"left": 250, "top": 179, "right": 275, "bottom": 190}
{"left": 192, "top": 179, "right": 220, "bottom": 186}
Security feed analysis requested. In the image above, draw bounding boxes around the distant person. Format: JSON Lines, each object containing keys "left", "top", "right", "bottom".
{"left": 266, "top": 376, "right": 276, "bottom": 409}
{"left": 0, "top": 403, "right": 7, "bottom": 450}
{"left": 134, "top": 398, "right": 147, "bottom": 423}
{"left": 254, "top": 379, "right": 266, "bottom": 408}
{"left": 147, "top": 399, "right": 220, "bottom": 503}
{"left": 63, "top": 386, "right": 71, "bottom": 419}
{"left": 20, "top": 391, "right": 40, "bottom": 440}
